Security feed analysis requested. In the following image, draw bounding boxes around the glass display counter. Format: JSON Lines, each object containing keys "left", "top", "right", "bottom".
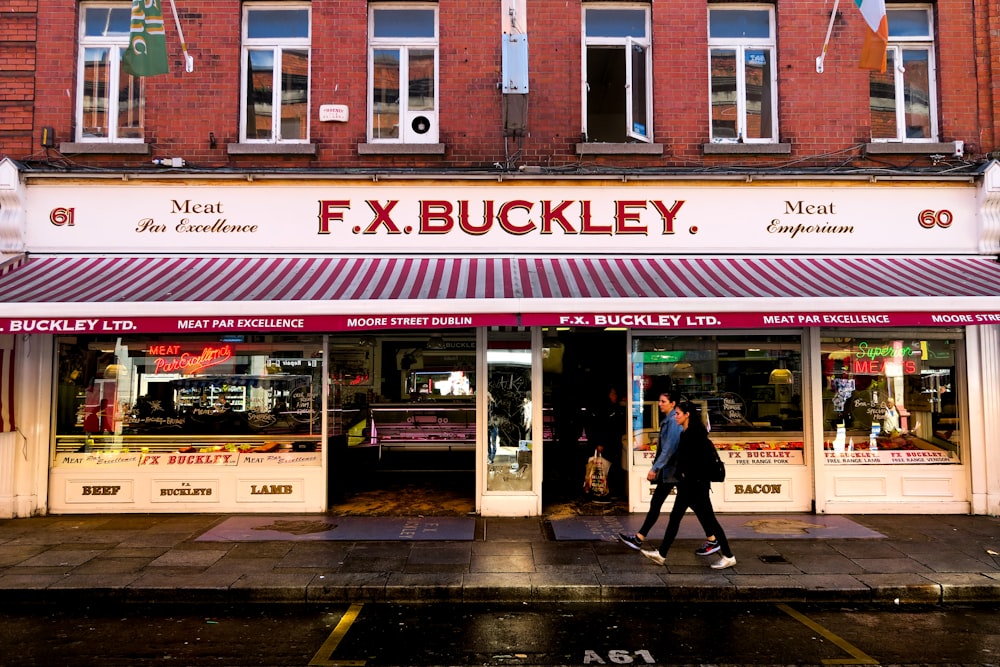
{"left": 369, "top": 403, "right": 476, "bottom": 452}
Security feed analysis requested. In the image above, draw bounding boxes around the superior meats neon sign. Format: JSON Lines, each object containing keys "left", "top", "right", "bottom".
{"left": 850, "top": 341, "right": 918, "bottom": 375}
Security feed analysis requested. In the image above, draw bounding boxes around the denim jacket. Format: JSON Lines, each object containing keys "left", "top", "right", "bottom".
{"left": 650, "top": 408, "right": 682, "bottom": 484}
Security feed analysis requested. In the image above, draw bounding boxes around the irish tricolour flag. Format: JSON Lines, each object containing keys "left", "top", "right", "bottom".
{"left": 855, "top": 0, "right": 888, "bottom": 72}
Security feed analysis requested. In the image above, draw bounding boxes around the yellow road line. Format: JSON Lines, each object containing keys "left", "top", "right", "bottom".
{"left": 309, "top": 603, "right": 366, "bottom": 667}
{"left": 776, "top": 603, "right": 878, "bottom": 665}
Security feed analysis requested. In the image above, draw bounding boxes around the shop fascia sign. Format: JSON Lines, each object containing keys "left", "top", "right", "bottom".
{"left": 26, "top": 183, "right": 980, "bottom": 254}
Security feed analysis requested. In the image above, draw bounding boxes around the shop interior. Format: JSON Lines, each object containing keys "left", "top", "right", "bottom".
{"left": 329, "top": 329, "right": 630, "bottom": 515}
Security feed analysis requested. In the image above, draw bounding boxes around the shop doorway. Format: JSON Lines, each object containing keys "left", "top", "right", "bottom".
{"left": 541, "top": 328, "right": 629, "bottom": 516}
{"left": 328, "top": 332, "right": 477, "bottom": 516}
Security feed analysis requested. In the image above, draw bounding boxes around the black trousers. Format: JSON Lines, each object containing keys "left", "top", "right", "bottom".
{"left": 655, "top": 481, "right": 733, "bottom": 558}
{"left": 637, "top": 480, "right": 674, "bottom": 538}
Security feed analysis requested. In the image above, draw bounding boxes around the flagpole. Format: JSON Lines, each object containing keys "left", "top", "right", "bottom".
{"left": 816, "top": 0, "right": 840, "bottom": 74}
{"left": 167, "top": 0, "right": 194, "bottom": 72}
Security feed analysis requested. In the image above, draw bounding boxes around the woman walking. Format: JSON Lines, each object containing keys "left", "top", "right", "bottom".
{"left": 640, "top": 400, "right": 736, "bottom": 570}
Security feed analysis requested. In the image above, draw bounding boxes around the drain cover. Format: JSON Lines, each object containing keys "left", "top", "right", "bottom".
{"left": 759, "top": 554, "right": 788, "bottom": 564}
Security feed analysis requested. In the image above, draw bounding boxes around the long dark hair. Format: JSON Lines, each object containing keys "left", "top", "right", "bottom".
{"left": 659, "top": 389, "right": 679, "bottom": 403}
{"left": 675, "top": 400, "right": 708, "bottom": 437}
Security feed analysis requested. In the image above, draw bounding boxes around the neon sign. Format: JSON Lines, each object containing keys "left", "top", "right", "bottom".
{"left": 153, "top": 344, "right": 234, "bottom": 375}
{"left": 852, "top": 341, "right": 917, "bottom": 375}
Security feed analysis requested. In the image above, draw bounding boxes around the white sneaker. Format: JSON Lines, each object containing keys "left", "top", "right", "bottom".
{"left": 710, "top": 555, "right": 737, "bottom": 570}
{"left": 640, "top": 549, "right": 666, "bottom": 566}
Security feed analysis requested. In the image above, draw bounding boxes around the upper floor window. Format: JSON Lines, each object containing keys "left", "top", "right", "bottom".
{"left": 870, "top": 6, "right": 937, "bottom": 142}
{"left": 241, "top": 4, "right": 311, "bottom": 143}
{"left": 582, "top": 5, "right": 652, "bottom": 143}
{"left": 368, "top": 4, "right": 439, "bottom": 144}
{"left": 76, "top": 4, "right": 145, "bottom": 142}
{"left": 708, "top": 5, "right": 777, "bottom": 143}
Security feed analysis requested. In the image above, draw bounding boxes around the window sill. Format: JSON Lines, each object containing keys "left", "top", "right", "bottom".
{"left": 864, "top": 141, "right": 959, "bottom": 155}
{"left": 702, "top": 142, "right": 791, "bottom": 155}
{"left": 59, "top": 142, "right": 150, "bottom": 155}
{"left": 358, "top": 143, "right": 446, "bottom": 155}
{"left": 227, "top": 143, "right": 317, "bottom": 156}
{"left": 575, "top": 142, "right": 663, "bottom": 156}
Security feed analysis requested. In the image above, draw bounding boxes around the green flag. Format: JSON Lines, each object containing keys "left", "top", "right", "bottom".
{"left": 122, "top": 0, "right": 169, "bottom": 77}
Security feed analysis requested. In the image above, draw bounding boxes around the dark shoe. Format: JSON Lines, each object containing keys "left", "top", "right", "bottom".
{"left": 695, "top": 539, "right": 720, "bottom": 556}
{"left": 618, "top": 533, "right": 643, "bottom": 551}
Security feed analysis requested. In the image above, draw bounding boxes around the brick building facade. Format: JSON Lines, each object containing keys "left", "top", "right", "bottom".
{"left": 2, "top": 0, "right": 1000, "bottom": 519}
{"left": 2, "top": 0, "right": 997, "bottom": 173}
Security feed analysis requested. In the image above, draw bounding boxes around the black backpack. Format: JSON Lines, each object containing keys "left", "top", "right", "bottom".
{"left": 707, "top": 440, "right": 726, "bottom": 483}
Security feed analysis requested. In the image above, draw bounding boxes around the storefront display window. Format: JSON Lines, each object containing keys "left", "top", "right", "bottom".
{"left": 820, "top": 334, "right": 961, "bottom": 464}
{"left": 631, "top": 334, "right": 804, "bottom": 459}
{"left": 486, "top": 331, "right": 533, "bottom": 491}
{"left": 54, "top": 335, "right": 324, "bottom": 464}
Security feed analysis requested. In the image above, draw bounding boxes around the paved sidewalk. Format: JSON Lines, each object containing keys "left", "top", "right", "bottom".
{"left": 0, "top": 513, "right": 997, "bottom": 606}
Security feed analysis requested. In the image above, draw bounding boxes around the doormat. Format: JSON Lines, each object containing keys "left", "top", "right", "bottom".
{"left": 195, "top": 515, "right": 476, "bottom": 542}
{"left": 548, "top": 514, "right": 885, "bottom": 541}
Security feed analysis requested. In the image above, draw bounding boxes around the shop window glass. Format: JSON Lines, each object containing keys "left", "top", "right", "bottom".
{"left": 821, "top": 335, "right": 960, "bottom": 463}
{"left": 631, "top": 335, "right": 804, "bottom": 459}
{"left": 487, "top": 331, "right": 533, "bottom": 491}
{"left": 77, "top": 4, "right": 145, "bottom": 142}
{"left": 54, "top": 336, "right": 324, "bottom": 462}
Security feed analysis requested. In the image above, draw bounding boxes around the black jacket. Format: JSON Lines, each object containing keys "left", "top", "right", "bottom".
{"left": 670, "top": 427, "right": 718, "bottom": 484}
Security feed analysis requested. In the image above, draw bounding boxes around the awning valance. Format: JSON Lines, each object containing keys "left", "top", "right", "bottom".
{"left": 0, "top": 254, "right": 998, "bottom": 333}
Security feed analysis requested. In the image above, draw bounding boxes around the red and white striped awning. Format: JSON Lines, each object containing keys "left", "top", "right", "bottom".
{"left": 0, "top": 254, "right": 998, "bottom": 333}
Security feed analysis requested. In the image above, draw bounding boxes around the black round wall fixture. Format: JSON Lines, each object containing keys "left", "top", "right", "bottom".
{"left": 411, "top": 116, "right": 431, "bottom": 134}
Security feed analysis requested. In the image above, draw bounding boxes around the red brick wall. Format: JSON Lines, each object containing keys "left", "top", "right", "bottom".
{"left": 0, "top": 0, "right": 37, "bottom": 159}
{"left": 5, "top": 0, "right": 996, "bottom": 170}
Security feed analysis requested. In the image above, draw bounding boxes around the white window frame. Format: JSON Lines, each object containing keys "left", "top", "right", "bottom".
{"left": 240, "top": 3, "right": 311, "bottom": 144}
{"left": 581, "top": 4, "right": 653, "bottom": 143}
{"left": 707, "top": 5, "right": 778, "bottom": 144}
{"left": 870, "top": 5, "right": 938, "bottom": 143}
{"left": 367, "top": 3, "right": 440, "bottom": 144}
{"left": 75, "top": 3, "right": 145, "bottom": 143}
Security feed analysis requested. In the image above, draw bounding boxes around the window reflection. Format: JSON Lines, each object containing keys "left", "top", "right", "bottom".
{"left": 487, "top": 333, "right": 532, "bottom": 491}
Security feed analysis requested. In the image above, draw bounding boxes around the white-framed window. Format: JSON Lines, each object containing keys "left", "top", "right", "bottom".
{"left": 76, "top": 3, "right": 145, "bottom": 142}
{"left": 708, "top": 5, "right": 777, "bottom": 143}
{"left": 240, "top": 3, "right": 311, "bottom": 143}
{"left": 870, "top": 6, "right": 937, "bottom": 142}
{"left": 368, "top": 4, "right": 439, "bottom": 144}
{"left": 582, "top": 5, "right": 652, "bottom": 143}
